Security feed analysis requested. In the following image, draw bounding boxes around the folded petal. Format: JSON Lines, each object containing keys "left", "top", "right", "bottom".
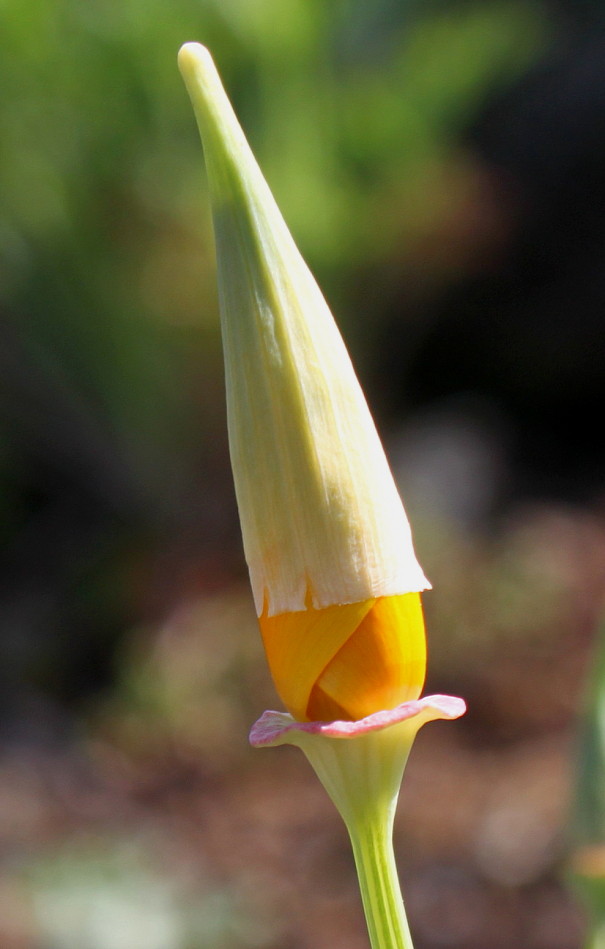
{"left": 308, "top": 593, "right": 426, "bottom": 721}
{"left": 259, "top": 597, "right": 374, "bottom": 722}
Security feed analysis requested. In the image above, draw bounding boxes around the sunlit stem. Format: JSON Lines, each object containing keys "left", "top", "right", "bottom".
{"left": 249, "top": 702, "right": 466, "bottom": 949}
{"left": 346, "top": 803, "right": 414, "bottom": 949}
{"left": 294, "top": 724, "right": 417, "bottom": 949}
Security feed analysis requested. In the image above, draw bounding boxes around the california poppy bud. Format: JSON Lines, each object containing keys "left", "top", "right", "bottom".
{"left": 179, "top": 43, "right": 430, "bottom": 722}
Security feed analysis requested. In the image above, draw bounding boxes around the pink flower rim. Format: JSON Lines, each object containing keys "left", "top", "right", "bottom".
{"left": 250, "top": 694, "right": 466, "bottom": 747}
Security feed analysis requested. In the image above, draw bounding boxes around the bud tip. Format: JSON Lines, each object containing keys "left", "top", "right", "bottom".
{"left": 177, "top": 42, "right": 213, "bottom": 79}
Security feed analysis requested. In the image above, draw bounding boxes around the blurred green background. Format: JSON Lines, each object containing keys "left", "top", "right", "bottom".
{"left": 2, "top": 0, "right": 605, "bottom": 946}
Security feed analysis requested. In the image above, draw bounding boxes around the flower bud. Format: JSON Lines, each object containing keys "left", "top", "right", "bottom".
{"left": 179, "top": 43, "right": 430, "bottom": 721}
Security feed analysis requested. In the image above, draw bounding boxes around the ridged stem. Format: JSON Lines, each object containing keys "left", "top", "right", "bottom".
{"left": 347, "top": 806, "right": 414, "bottom": 949}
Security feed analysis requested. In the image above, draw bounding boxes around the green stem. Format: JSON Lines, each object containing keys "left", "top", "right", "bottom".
{"left": 347, "top": 808, "right": 414, "bottom": 949}
{"left": 251, "top": 701, "right": 464, "bottom": 948}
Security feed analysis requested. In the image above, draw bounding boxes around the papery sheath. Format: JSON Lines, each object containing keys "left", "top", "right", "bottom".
{"left": 178, "top": 43, "right": 430, "bottom": 618}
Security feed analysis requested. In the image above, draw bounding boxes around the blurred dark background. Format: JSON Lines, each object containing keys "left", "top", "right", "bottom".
{"left": 1, "top": 0, "right": 605, "bottom": 946}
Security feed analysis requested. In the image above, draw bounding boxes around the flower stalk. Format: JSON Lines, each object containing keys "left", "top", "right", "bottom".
{"left": 307, "top": 729, "right": 414, "bottom": 949}
{"left": 250, "top": 696, "right": 465, "bottom": 949}
{"left": 349, "top": 806, "right": 413, "bottom": 949}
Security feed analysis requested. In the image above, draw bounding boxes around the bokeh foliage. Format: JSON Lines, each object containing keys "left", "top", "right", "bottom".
{"left": 2, "top": 2, "right": 605, "bottom": 947}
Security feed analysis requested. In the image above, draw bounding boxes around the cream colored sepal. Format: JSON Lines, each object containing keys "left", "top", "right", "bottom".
{"left": 178, "top": 43, "right": 430, "bottom": 617}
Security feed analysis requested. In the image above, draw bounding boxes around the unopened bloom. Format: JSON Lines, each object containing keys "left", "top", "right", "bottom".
{"left": 180, "top": 44, "right": 466, "bottom": 949}
{"left": 178, "top": 43, "right": 430, "bottom": 723}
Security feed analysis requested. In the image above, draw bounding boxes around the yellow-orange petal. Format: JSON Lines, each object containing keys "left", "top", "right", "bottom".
{"left": 259, "top": 598, "right": 374, "bottom": 722}
{"left": 308, "top": 593, "right": 426, "bottom": 722}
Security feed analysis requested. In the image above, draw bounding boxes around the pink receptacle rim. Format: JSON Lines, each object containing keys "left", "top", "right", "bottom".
{"left": 250, "top": 694, "right": 466, "bottom": 747}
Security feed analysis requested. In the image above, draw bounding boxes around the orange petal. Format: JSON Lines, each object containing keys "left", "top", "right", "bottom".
{"left": 259, "top": 598, "right": 374, "bottom": 722}
{"left": 308, "top": 593, "right": 426, "bottom": 721}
